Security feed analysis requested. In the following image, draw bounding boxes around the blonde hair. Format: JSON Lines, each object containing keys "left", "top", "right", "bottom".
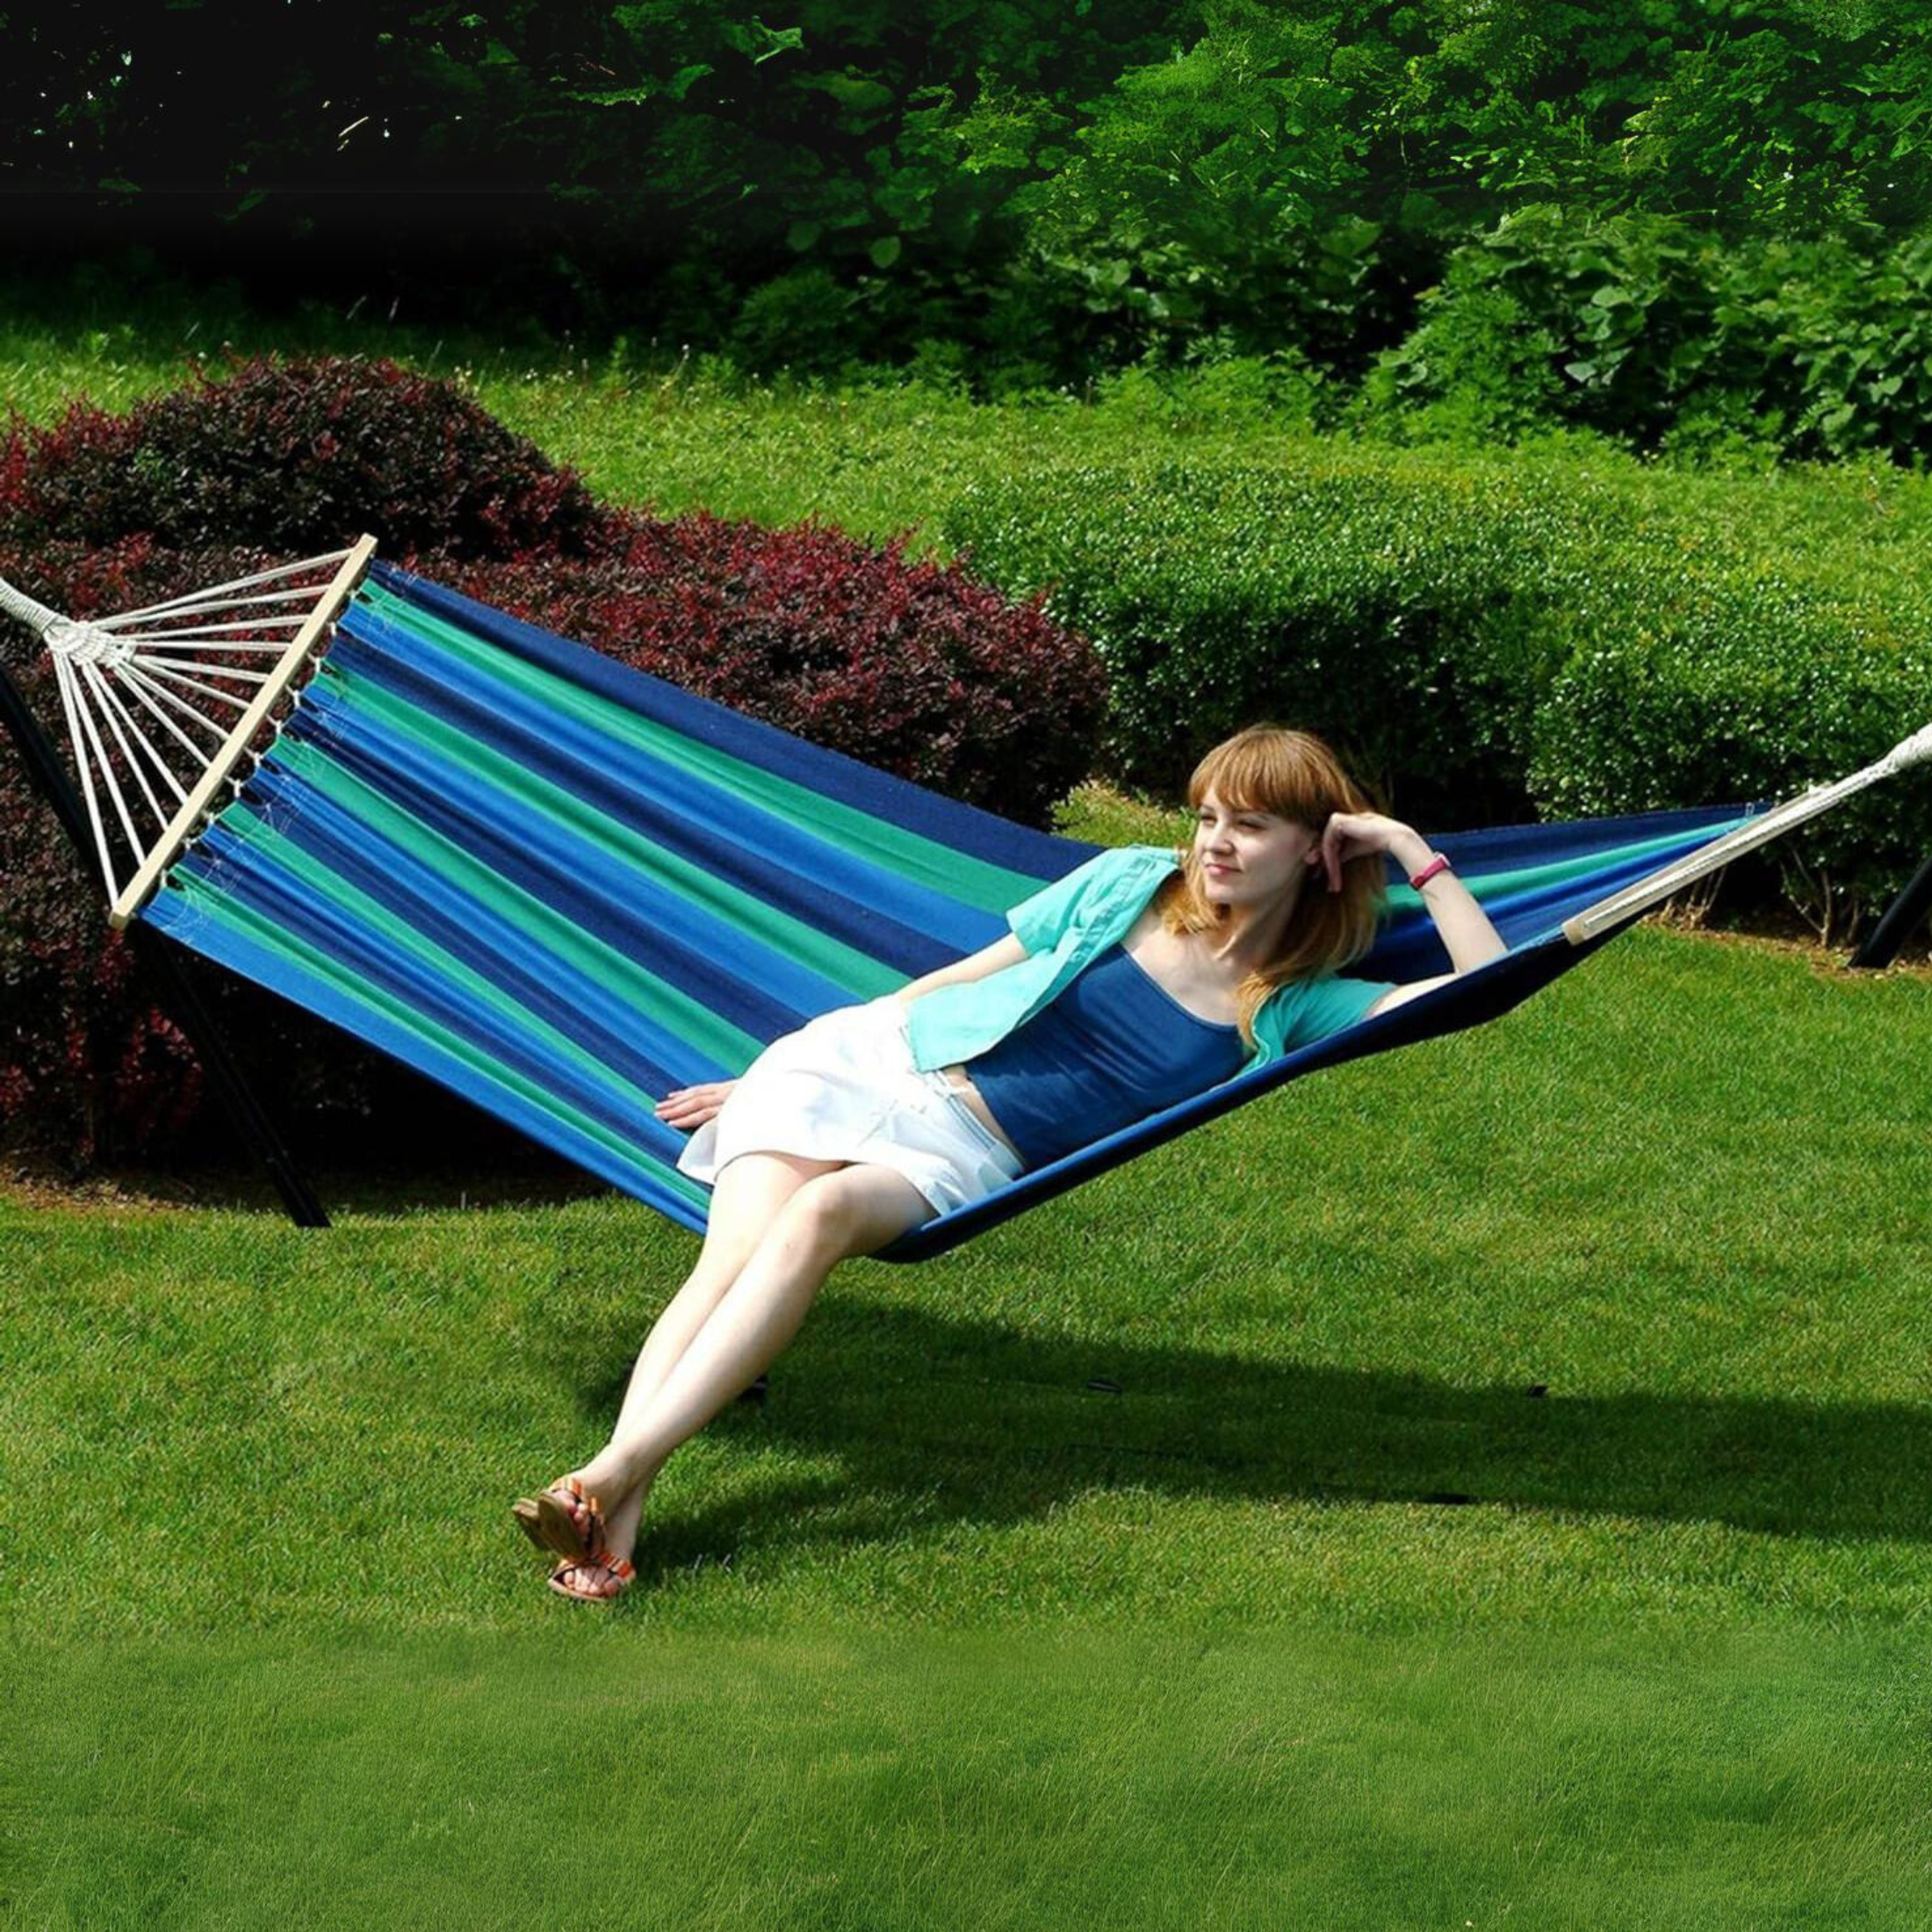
{"left": 1157, "top": 726, "right": 1385, "bottom": 1046}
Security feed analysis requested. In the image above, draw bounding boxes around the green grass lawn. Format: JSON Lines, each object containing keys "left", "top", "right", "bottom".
{"left": 5, "top": 1626, "right": 1923, "bottom": 1930}
{"left": 10, "top": 927, "right": 1931, "bottom": 1641}
{"left": 6, "top": 293, "right": 1932, "bottom": 1925}
{"left": 15, "top": 285, "right": 1932, "bottom": 591}
{"left": 7, "top": 925, "right": 1932, "bottom": 1927}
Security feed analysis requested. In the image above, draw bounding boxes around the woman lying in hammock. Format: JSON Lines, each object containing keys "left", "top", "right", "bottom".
{"left": 513, "top": 725, "right": 1506, "bottom": 1601}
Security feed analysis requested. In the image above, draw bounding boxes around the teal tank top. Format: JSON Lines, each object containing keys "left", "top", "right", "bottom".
{"left": 968, "top": 942, "right": 1249, "bottom": 1169}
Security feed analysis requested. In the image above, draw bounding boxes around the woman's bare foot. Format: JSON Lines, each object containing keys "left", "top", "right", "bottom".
{"left": 600, "top": 1484, "right": 646, "bottom": 1568}
{"left": 548, "top": 1553, "right": 635, "bottom": 1603}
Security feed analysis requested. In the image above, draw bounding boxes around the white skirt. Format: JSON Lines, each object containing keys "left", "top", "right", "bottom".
{"left": 674, "top": 994, "right": 1025, "bottom": 1217}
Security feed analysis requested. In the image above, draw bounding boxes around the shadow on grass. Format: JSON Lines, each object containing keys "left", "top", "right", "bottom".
{"left": 12, "top": 1154, "right": 612, "bottom": 1217}
{"left": 575, "top": 1298, "right": 1932, "bottom": 1581}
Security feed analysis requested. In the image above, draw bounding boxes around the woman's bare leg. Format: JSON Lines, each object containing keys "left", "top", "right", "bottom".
{"left": 544, "top": 1150, "right": 837, "bottom": 1546}
{"left": 615, "top": 1150, "right": 839, "bottom": 1428}
{"left": 564, "top": 1162, "right": 934, "bottom": 1589}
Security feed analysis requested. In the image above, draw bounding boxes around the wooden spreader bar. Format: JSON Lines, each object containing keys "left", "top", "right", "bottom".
{"left": 107, "top": 535, "right": 378, "bottom": 929}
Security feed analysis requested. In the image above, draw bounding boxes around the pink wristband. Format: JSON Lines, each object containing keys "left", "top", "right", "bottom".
{"left": 1409, "top": 853, "right": 1451, "bottom": 890}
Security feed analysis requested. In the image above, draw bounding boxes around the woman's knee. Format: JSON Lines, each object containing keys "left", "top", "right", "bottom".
{"left": 771, "top": 1173, "right": 857, "bottom": 1251}
{"left": 779, "top": 1165, "right": 934, "bottom": 1258}
{"left": 696, "top": 1151, "right": 840, "bottom": 1272}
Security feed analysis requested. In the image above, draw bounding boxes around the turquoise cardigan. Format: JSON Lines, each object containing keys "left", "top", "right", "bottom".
{"left": 902, "top": 844, "right": 1394, "bottom": 1076}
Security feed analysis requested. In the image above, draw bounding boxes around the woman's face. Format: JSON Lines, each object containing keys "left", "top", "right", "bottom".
{"left": 1193, "top": 789, "right": 1322, "bottom": 906}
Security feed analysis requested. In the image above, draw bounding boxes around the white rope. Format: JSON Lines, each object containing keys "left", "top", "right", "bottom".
{"left": 119, "top": 660, "right": 234, "bottom": 744}
{"left": 133, "top": 660, "right": 260, "bottom": 712}
{"left": 95, "top": 585, "right": 339, "bottom": 630}
{"left": 97, "top": 549, "right": 353, "bottom": 624}
{"left": 0, "top": 575, "right": 65, "bottom": 638}
{"left": 1870, "top": 720, "right": 1932, "bottom": 777}
{"left": 3, "top": 539, "right": 374, "bottom": 912}
{"left": 97, "top": 661, "right": 198, "bottom": 811}
{"left": 109, "top": 537, "right": 378, "bottom": 927}
{"left": 134, "top": 655, "right": 275, "bottom": 687}
{"left": 64, "top": 658, "right": 145, "bottom": 871}
{"left": 113, "top": 660, "right": 221, "bottom": 771}
{"left": 117, "top": 629, "right": 303, "bottom": 650}
{"left": 44, "top": 617, "right": 138, "bottom": 668}
{"left": 119, "top": 617, "right": 309, "bottom": 643}
{"left": 50, "top": 654, "right": 122, "bottom": 900}
{"left": 79, "top": 659, "right": 177, "bottom": 832}
{"left": 1565, "top": 717, "right": 1932, "bottom": 942}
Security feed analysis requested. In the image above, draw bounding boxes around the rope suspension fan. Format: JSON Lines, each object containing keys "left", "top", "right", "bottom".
{"left": 0, "top": 537, "right": 374, "bottom": 922}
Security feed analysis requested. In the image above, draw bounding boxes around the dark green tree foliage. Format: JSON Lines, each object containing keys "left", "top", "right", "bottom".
{"left": 993, "top": 0, "right": 1932, "bottom": 386}
{"left": 2, "top": 1, "right": 1180, "bottom": 345}
{"left": 8, "top": 2, "right": 1932, "bottom": 450}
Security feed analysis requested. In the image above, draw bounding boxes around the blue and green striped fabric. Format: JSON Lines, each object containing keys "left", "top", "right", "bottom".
{"left": 141, "top": 561, "right": 1754, "bottom": 1260}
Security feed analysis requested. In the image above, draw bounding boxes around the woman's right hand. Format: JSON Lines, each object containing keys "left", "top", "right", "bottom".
{"left": 1317, "top": 811, "right": 1430, "bottom": 893}
{"left": 655, "top": 1080, "right": 737, "bottom": 1130}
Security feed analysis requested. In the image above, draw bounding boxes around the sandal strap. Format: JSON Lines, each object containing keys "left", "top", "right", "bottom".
{"left": 553, "top": 1548, "right": 633, "bottom": 1580}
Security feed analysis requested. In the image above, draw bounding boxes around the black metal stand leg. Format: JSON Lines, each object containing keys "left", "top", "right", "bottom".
{"left": 0, "top": 654, "right": 329, "bottom": 1228}
{"left": 128, "top": 928, "right": 332, "bottom": 1226}
{"left": 1849, "top": 852, "right": 1932, "bottom": 970}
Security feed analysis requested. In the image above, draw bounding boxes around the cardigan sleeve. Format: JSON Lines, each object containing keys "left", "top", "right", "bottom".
{"left": 1005, "top": 848, "right": 1142, "bottom": 955}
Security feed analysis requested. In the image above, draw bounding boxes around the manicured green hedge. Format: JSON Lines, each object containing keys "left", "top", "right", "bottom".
{"left": 942, "top": 439, "right": 1932, "bottom": 940}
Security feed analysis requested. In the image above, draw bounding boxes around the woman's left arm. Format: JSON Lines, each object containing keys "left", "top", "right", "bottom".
{"left": 1319, "top": 811, "right": 1506, "bottom": 1015}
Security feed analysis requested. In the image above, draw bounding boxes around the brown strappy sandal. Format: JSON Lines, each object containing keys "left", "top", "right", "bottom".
{"left": 547, "top": 1550, "right": 636, "bottom": 1604}
{"left": 510, "top": 1475, "right": 606, "bottom": 1561}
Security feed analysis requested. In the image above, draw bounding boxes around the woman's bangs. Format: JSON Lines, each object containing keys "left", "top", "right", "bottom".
{"left": 1192, "top": 732, "right": 1328, "bottom": 825}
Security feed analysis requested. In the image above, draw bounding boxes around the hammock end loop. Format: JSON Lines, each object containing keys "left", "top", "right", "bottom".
{"left": 0, "top": 573, "right": 68, "bottom": 643}
{"left": 1878, "top": 720, "right": 1932, "bottom": 777}
{"left": 44, "top": 616, "right": 138, "bottom": 669}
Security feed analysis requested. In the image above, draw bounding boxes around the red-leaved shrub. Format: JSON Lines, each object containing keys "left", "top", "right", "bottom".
{"left": 1, "top": 357, "right": 1106, "bottom": 1164}
{"left": 438, "top": 509, "right": 1100, "bottom": 824}
{"left": 1, "top": 356, "right": 606, "bottom": 559}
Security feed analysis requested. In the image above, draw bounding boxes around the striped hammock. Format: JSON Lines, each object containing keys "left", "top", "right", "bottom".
{"left": 7, "top": 543, "right": 1921, "bottom": 1261}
